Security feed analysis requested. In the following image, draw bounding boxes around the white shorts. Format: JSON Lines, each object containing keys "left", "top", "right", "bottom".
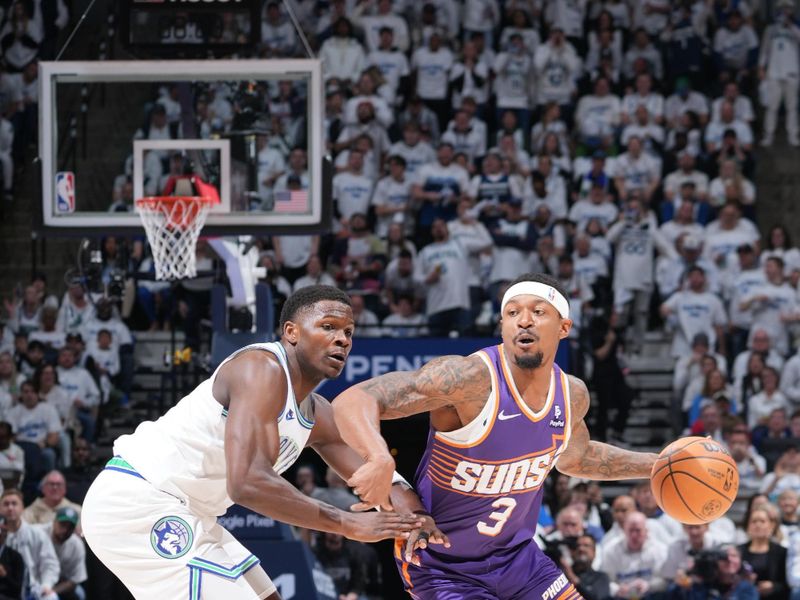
{"left": 82, "top": 460, "right": 276, "bottom": 600}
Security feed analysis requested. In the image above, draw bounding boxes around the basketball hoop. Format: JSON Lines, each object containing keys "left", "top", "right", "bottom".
{"left": 135, "top": 196, "right": 215, "bottom": 281}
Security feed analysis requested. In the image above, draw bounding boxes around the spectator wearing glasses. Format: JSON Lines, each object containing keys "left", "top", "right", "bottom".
{"left": 23, "top": 470, "right": 80, "bottom": 527}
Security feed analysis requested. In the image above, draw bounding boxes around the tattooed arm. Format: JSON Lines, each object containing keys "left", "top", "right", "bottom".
{"left": 556, "top": 376, "right": 658, "bottom": 480}
{"left": 332, "top": 354, "right": 491, "bottom": 509}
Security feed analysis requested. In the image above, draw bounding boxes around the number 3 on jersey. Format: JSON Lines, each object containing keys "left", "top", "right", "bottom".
{"left": 477, "top": 497, "right": 517, "bottom": 537}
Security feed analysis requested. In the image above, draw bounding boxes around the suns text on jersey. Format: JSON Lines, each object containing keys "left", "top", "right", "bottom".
{"left": 450, "top": 452, "right": 555, "bottom": 495}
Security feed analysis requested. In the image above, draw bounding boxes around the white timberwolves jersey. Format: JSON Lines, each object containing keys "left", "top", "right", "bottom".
{"left": 114, "top": 342, "right": 313, "bottom": 517}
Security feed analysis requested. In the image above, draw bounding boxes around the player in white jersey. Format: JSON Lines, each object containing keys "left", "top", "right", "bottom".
{"left": 82, "top": 286, "right": 437, "bottom": 599}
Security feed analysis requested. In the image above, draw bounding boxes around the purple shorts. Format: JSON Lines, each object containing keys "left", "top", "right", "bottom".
{"left": 395, "top": 540, "right": 584, "bottom": 600}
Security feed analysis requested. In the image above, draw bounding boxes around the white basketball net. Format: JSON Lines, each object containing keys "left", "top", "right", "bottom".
{"left": 136, "top": 196, "right": 213, "bottom": 281}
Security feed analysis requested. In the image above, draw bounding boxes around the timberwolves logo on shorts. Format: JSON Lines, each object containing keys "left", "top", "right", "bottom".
{"left": 150, "top": 516, "right": 194, "bottom": 559}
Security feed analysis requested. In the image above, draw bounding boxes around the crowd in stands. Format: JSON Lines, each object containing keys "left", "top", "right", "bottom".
{"left": 6, "top": 0, "right": 800, "bottom": 598}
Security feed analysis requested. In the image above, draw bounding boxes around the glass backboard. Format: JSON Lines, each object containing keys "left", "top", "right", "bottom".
{"left": 38, "top": 59, "right": 327, "bottom": 234}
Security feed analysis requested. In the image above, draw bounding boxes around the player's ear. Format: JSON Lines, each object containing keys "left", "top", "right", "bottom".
{"left": 283, "top": 321, "right": 299, "bottom": 345}
{"left": 559, "top": 318, "right": 573, "bottom": 340}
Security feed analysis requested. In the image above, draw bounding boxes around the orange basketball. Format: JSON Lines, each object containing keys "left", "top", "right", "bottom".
{"left": 650, "top": 436, "right": 739, "bottom": 525}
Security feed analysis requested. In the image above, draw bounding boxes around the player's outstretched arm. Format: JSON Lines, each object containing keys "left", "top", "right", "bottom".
{"left": 332, "top": 354, "right": 490, "bottom": 509}
{"left": 556, "top": 376, "right": 659, "bottom": 480}
{"left": 308, "top": 392, "right": 450, "bottom": 563}
{"left": 220, "top": 352, "right": 421, "bottom": 543}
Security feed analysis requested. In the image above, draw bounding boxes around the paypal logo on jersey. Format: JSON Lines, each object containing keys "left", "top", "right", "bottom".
{"left": 450, "top": 452, "right": 554, "bottom": 495}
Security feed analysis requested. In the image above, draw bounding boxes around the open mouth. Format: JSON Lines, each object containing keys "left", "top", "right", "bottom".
{"left": 328, "top": 353, "right": 346, "bottom": 366}
{"left": 515, "top": 333, "right": 538, "bottom": 347}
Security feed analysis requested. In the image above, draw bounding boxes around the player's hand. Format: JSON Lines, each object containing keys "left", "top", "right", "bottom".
{"left": 341, "top": 510, "right": 422, "bottom": 543}
{"left": 347, "top": 456, "right": 395, "bottom": 511}
{"left": 402, "top": 514, "right": 450, "bottom": 566}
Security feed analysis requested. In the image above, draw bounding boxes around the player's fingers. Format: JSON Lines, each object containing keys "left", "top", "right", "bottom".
{"left": 428, "top": 530, "right": 451, "bottom": 547}
{"left": 349, "top": 502, "right": 376, "bottom": 512}
{"left": 403, "top": 531, "right": 420, "bottom": 562}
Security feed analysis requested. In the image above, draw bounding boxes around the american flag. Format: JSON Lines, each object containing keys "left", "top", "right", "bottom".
{"left": 273, "top": 189, "right": 308, "bottom": 213}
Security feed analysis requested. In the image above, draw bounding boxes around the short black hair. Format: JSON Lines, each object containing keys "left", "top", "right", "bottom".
{"left": 507, "top": 273, "right": 569, "bottom": 306}
{"left": 279, "top": 285, "right": 351, "bottom": 329}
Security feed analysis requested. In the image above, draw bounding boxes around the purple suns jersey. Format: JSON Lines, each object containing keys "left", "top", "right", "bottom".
{"left": 413, "top": 344, "right": 573, "bottom": 562}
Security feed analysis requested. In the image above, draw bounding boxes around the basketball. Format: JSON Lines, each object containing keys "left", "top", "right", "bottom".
{"left": 650, "top": 437, "right": 739, "bottom": 525}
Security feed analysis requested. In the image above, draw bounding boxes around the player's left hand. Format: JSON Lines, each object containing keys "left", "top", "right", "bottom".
{"left": 348, "top": 456, "right": 395, "bottom": 511}
{"left": 403, "top": 514, "right": 450, "bottom": 566}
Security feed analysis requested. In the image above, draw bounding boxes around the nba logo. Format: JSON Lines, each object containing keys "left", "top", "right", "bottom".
{"left": 55, "top": 172, "right": 75, "bottom": 213}
{"left": 547, "top": 287, "right": 555, "bottom": 301}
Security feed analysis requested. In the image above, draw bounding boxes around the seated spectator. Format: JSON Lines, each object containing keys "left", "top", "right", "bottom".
{"left": 779, "top": 490, "right": 800, "bottom": 540}
{"left": 669, "top": 544, "right": 758, "bottom": 600}
{"left": 713, "top": 9, "right": 759, "bottom": 82}
{"left": 0, "top": 513, "right": 24, "bottom": 600}
{"left": 22, "top": 470, "right": 80, "bottom": 526}
{"left": 690, "top": 401, "right": 726, "bottom": 443}
{"left": 55, "top": 347, "right": 99, "bottom": 442}
{"left": 5, "top": 285, "right": 42, "bottom": 337}
{"left": 664, "top": 78, "right": 709, "bottom": 129}
{"left": 632, "top": 482, "right": 684, "bottom": 541}
{"left": 661, "top": 523, "right": 718, "bottom": 584}
{"left": 574, "top": 76, "right": 620, "bottom": 150}
{"left": 314, "top": 532, "right": 369, "bottom": 599}
{"left": 656, "top": 233, "right": 720, "bottom": 301}
{"left": 569, "top": 183, "right": 618, "bottom": 234}
{"left": 348, "top": 294, "right": 381, "bottom": 338}
{"left": 389, "top": 122, "right": 436, "bottom": 180}
{"left": 531, "top": 102, "right": 569, "bottom": 157}
{"left": 612, "top": 137, "right": 661, "bottom": 205}
{"left": 382, "top": 294, "right": 428, "bottom": 338}
{"left": 18, "top": 340, "right": 46, "bottom": 379}
{"left": 703, "top": 203, "right": 760, "bottom": 283}
{"left": 7, "top": 381, "right": 60, "bottom": 476}
{"left": 28, "top": 307, "right": 64, "bottom": 353}
{"left": 62, "top": 438, "right": 97, "bottom": 505}
{"left": 561, "top": 533, "right": 611, "bottom": 600}
{"left": 2, "top": 489, "right": 59, "bottom": 600}
{"left": 732, "top": 329, "right": 785, "bottom": 392}
{"left": 80, "top": 298, "right": 133, "bottom": 356}
{"left": 663, "top": 153, "right": 709, "bottom": 206}
{"left": 748, "top": 368, "right": 789, "bottom": 429}
{"left": 600, "top": 495, "right": 672, "bottom": 559}
{"left": 660, "top": 266, "right": 728, "bottom": 359}
{"left": 622, "top": 74, "right": 664, "bottom": 126}
{"left": 292, "top": 256, "right": 336, "bottom": 292}
{"left": 757, "top": 417, "right": 795, "bottom": 479}
{"left": 397, "top": 95, "right": 440, "bottom": 145}
{"left": 705, "top": 100, "right": 754, "bottom": 155}
{"left": 0, "top": 422, "right": 22, "bottom": 491}
{"left": 726, "top": 427, "right": 767, "bottom": 495}
{"left": 712, "top": 81, "right": 755, "bottom": 125}
{"left": 601, "top": 511, "right": 668, "bottom": 599}
{"left": 709, "top": 159, "right": 755, "bottom": 210}
{"left": 738, "top": 507, "right": 788, "bottom": 600}
{"left": 621, "top": 105, "right": 665, "bottom": 157}
{"left": 622, "top": 28, "right": 663, "bottom": 82}
{"left": 43, "top": 507, "right": 85, "bottom": 600}
{"left": 56, "top": 283, "right": 94, "bottom": 335}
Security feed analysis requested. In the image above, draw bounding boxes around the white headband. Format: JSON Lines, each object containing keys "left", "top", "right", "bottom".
{"left": 501, "top": 282, "right": 570, "bottom": 319}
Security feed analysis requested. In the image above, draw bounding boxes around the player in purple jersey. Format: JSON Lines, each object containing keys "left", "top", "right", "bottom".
{"left": 333, "top": 273, "right": 664, "bottom": 599}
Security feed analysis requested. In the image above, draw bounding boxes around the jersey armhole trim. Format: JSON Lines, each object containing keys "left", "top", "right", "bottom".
{"left": 433, "top": 350, "right": 498, "bottom": 448}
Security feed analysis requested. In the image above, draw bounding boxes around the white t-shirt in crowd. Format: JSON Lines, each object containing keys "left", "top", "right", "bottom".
{"left": 414, "top": 239, "right": 470, "bottom": 315}
{"left": 662, "top": 290, "right": 728, "bottom": 357}
{"left": 7, "top": 402, "right": 61, "bottom": 445}
{"left": 332, "top": 171, "right": 374, "bottom": 221}
{"left": 412, "top": 46, "right": 454, "bottom": 100}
